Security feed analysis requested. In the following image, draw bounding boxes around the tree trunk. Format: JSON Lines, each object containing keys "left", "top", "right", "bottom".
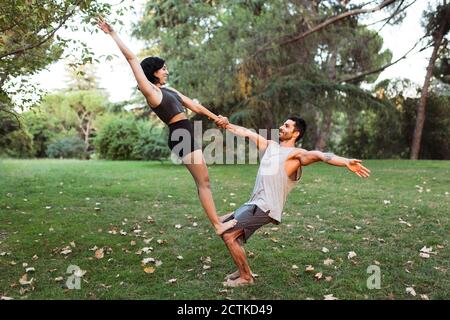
{"left": 410, "top": 23, "right": 447, "bottom": 159}
{"left": 315, "top": 107, "right": 333, "bottom": 150}
{"left": 315, "top": 46, "right": 337, "bottom": 150}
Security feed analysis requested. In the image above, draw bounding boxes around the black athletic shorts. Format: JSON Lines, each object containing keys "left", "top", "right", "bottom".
{"left": 223, "top": 204, "right": 276, "bottom": 243}
{"left": 168, "top": 119, "right": 201, "bottom": 159}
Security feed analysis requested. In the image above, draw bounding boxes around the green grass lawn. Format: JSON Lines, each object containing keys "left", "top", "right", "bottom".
{"left": 0, "top": 159, "right": 449, "bottom": 300}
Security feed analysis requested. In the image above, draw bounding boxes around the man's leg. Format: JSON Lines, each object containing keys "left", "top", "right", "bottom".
{"left": 222, "top": 229, "right": 254, "bottom": 287}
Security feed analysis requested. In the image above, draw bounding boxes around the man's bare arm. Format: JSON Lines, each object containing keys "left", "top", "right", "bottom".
{"left": 225, "top": 123, "right": 270, "bottom": 151}
{"left": 298, "top": 150, "right": 371, "bottom": 178}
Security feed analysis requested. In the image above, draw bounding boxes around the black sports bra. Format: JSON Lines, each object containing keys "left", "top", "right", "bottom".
{"left": 151, "top": 87, "right": 185, "bottom": 124}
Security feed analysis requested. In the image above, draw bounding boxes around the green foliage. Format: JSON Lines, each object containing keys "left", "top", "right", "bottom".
{"left": 94, "top": 117, "right": 140, "bottom": 160}
{"left": 46, "top": 136, "right": 87, "bottom": 159}
{"left": 338, "top": 79, "right": 450, "bottom": 159}
{"left": 94, "top": 116, "right": 170, "bottom": 161}
{"left": 133, "top": 0, "right": 393, "bottom": 149}
{"left": 0, "top": 128, "right": 34, "bottom": 158}
{"left": 132, "top": 121, "right": 170, "bottom": 161}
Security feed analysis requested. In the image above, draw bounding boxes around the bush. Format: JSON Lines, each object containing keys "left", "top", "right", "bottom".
{"left": 132, "top": 121, "right": 170, "bottom": 161}
{"left": 46, "top": 136, "right": 87, "bottom": 159}
{"left": 94, "top": 117, "right": 140, "bottom": 160}
{"left": 94, "top": 117, "right": 171, "bottom": 161}
{"left": 0, "top": 129, "right": 34, "bottom": 158}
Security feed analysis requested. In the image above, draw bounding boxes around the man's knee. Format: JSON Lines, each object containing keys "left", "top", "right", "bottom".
{"left": 196, "top": 175, "right": 210, "bottom": 189}
{"left": 222, "top": 229, "right": 244, "bottom": 244}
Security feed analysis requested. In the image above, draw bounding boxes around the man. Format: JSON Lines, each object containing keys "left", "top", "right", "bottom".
{"left": 218, "top": 116, "right": 371, "bottom": 287}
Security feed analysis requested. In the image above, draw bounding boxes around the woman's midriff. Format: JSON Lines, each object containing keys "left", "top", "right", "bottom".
{"left": 168, "top": 112, "right": 188, "bottom": 125}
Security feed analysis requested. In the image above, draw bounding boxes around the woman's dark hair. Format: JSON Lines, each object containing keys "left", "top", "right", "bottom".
{"left": 140, "top": 57, "right": 165, "bottom": 84}
{"left": 288, "top": 116, "right": 307, "bottom": 142}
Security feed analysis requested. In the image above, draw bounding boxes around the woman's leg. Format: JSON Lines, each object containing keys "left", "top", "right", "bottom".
{"left": 183, "top": 149, "right": 237, "bottom": 235}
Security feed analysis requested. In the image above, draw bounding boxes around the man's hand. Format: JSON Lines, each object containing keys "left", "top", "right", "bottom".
{"left": 215, "top": 115, "right": 229, "bottom": 129}
{"left": 97, "top": 16, "right": 114, "bottom": 34}
{"left": 346, "top": 159, "right": 371, "bottom": 178}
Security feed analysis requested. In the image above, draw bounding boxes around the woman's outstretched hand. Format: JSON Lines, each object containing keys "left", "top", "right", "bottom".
{"left": 97, "top": 16, "right": 114, "bottom": 34}
{"left": 215, "top": 115, "right": 229, "bottom": 129}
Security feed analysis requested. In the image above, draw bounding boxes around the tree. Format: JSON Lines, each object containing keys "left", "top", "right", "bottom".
{"left": 0, "top": 0, "right": 128, "bottom": 138}
{"left": 410, "top": 1, "right": 450, "bottom": 159}
{"left": 133, "top": 0, "right": 396, "bottom": 149}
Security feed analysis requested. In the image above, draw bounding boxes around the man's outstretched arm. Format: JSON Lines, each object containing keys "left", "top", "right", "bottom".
{"left": 225, "top": 123, "right": 270, "bottom": 151}
{"left": 297, "top": 150, "right": 371, "bottom": 178}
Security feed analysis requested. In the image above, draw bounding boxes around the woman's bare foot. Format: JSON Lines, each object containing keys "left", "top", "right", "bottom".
{"left": 222, "top": 276, "right": 254, "bottom": 287}
{"left": 215, "top": 219, "right": 238, "bottom": 236}
{"left": 219, "top": 212, "right": 234, "bottom": 223}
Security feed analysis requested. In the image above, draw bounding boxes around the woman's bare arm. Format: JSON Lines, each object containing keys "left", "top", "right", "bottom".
{"left": 97, "top": 17, "right": 161, "bottom": 106}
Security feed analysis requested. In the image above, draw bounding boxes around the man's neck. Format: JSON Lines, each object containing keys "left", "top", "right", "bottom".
{"left": 280, "top": 140, "right": 296, "bottom": 148}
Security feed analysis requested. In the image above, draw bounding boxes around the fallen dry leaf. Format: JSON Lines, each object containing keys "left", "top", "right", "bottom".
{"left": 95, "top": 248, "right": 104, "bottom": 259}
{"left": 305, "top": 265, "right": 315, "bottom": 272}
{"left": 420, "top": 294, "right": 429, "bottom": 300}
{"left": 141, "top": 257, "right": 155, "bottom": 265}
{"left": 420, "top": 246, "right": 433, "bottom": 254}
{"left": 325, "top": 276, "right": 333, "bottom": 282}
{"left": 19, "top": 274, "right": 33, "bottom": 286}
{"left": 323, "top": 294, "right": 337, "bottom": 300}
{"left": 168, "top": 278, "right": 177, "bottom": 284}
{"left": 324, "top": 258, "right": 334, "bottom": 266}
{"left": 321, "top": 247, "right": 329, "bottom": 253}
{"left": 314, "top": 272, "right": 323, "bottom": 280}
{"left": 292, "top": 265, "right": 299, "bottom": 270}
{"left": 348, "top": 251, "right": 357, "bottom": 259}
{"left": 54, "top": 277, "right": 64, "bottom": 282}
{"left": 144, "top": 267, "right": 155, "bottom": 274}
{"left": 399, "top": 218, "right": 412, "bottom": 227}
{"left": 60, "top": 248, "right": 72, "bottom": 255}
{"left": 406, "top": 287, "right": 416, "bottom": 297}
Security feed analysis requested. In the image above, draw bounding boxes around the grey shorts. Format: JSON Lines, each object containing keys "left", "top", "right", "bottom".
{"left": 223, "top": 204, "right": 275, "bottom": 243}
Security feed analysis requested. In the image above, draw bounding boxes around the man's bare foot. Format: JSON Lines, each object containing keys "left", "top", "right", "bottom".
{"left": 224, "top": 270, "right": 257, "bottom": 281}
{"left": 219, "top": 212, "right": 234, "bottom": 223}
{"left": 222, "top": 277, "right": 254, "bottom": 287}
{"left": 215, "top": 219, "right": 238, "bottom": 236}
{"left": 225, "top": 270, "right": 240, "bottom": 281}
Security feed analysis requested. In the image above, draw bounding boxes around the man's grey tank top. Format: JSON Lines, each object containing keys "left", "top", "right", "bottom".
{"left": 246, "top": 142, "right": 301, "bottom": 223}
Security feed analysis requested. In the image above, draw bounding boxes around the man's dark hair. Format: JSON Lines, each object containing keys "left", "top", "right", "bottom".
{"left": 140, "top": 56, "right": 165, "bottom": 84}
{"left": 288, "top": 116, "right": 306, "bottom": 142}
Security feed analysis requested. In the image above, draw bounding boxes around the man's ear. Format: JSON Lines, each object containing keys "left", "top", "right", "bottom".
{"left": 294, "top": 130, "right": 300, "bottom": 140}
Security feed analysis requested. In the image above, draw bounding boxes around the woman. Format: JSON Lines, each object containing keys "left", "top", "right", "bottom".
{"left": 97, "top": 17, "right": 236, "bottom": 235}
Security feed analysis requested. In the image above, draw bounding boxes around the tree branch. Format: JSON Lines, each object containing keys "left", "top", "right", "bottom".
{"left": 249, "top": 0, "right": 400, "bottom": 60}
{"left": 0, "top": 1, "right": 82, "bottom": 59}
{"left": 280, "top": 0, "right": 398, "bottom": 47}
{"left": 338, "top": 36, "right": 430, "bottom": 83}
{"left": 0, "top": 103, "right": 22, "bottom": 130}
